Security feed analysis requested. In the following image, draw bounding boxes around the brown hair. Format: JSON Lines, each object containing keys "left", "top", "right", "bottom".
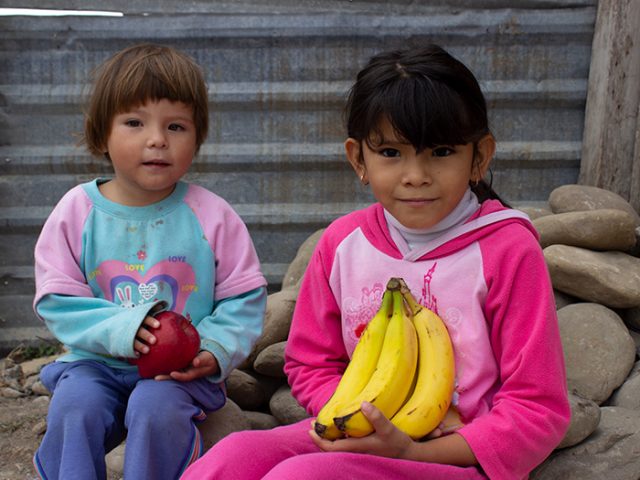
{"left": 83, "top": 43, "right": 209, "bottom": 157}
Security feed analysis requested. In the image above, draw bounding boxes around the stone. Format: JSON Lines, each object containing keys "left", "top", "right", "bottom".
{"left": 531, "top": 407, "right": 640, "bottom": 480}
{"left": 30, "top": 380, "right": 50, "bottom": 396}
{"left": 516, "top": 205, "right": 553, "bottom": 220}
{"left": 548, "top": 184, "right": 640, "bottom": 225}
{"left": 226, "top": 369, "right": 267, "bottom": 410}
{"left": 533, "top": 209, "right": 637, "bottom": 251}
{"left": 608, "top": 361, "right": 640, "bottom": 411}
{"left": 629, "top": 329, "right": 640, "bottom": 357}
{"left": 242, "top": 288, "right": 297, "bottom": 368}
{"left": 244, "top": 410, "right": 281, "bottom": 430}
{"left": 1, "top": 387, "right": 24, "bottom": 398}
{"left": 198, "top": 399, "right": 251, "bottom": 450}
{"left": 269, "top": 385, "right": 309, "bottom": 425}
{"left": 558, "top": 303, "right": 636, "bottom": 404}
{"left": 281, "top": 228, "right": 324, "bottom": 292}
{"left": 19, "top": 354, "right": 60, "bottom": 378}
{"left": 619, "top": 306, "right": 640, "bottom": 330}
{"left": 105, "top": 443, "right": 125, "bottom": 477}
{"left": 253, "top": 341, "right": 286, "bottom": 378}
{"left": 553, "top": 290, "right": 577, "bottom": 310}
{"left": 557, "top": 394, "right": 601, "bottom": 449}
{"left": 544, "top": 245, "right": 640, "bottom": 308}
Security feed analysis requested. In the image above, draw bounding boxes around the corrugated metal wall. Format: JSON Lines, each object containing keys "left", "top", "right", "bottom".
{"left": 0, "top": 0, "right": 597, "bottom": 354}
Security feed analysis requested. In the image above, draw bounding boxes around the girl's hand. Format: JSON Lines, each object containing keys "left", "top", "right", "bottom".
{"left": 133, "top": 315, "right": 160, "bottom": 355}
{"left": 154, "top": 350, "right": 219, "bottom": 382}
{"left": 310, "top": 401, "right": 413, "bottom": 459}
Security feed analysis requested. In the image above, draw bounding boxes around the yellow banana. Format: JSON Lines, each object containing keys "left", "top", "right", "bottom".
{"left": 390, "top": 279, "right": 456, "bottom": 440}
{"left": 314, "top": 286, "right": 394, "bottom": 439}
{"left": 333, "top": 278, "right": 418, "bottom": 437}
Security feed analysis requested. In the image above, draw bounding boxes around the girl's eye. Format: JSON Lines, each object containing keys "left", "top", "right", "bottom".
{"left": 379, "top": 148, "right": 400, "bottom": 158}
{"left": 125, "top": 119, "right": 142, "bottom": 127}
{"left": 432, "top": 146, "right": 454, "bottom": 157}
{"left": 168, "top": 123, "right": 186, "bottom": 132}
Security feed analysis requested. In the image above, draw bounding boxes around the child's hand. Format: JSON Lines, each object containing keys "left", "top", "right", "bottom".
{"left": 133, "top": 315, "right": 160, "bottom": 355}
{"left": 309, "top": 401, "right": 413, "bottom": 459}
{"left": 154, "top": 350, "right": 220, "bottom": 382}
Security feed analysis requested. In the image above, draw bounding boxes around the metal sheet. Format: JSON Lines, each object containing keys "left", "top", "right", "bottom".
{"left": 0, "top": 0, "right": 597, "bottom": 354}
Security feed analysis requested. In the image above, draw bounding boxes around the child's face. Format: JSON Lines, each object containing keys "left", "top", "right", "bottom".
{"left": 346, "top": 118, "right": 493, "bottom": 230}
{"left": 103, "top": 99, "right": 197, "bottom": 206}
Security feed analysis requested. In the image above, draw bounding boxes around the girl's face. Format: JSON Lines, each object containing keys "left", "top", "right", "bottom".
{"left": 346, "top": 118, "right": 494, "bottom": 230}
{"left": 100, "top": 99, "right": 197, "bottom": 206}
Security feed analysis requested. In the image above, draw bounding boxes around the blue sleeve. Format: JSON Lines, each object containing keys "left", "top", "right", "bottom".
{"left": 196, "top": 286, "right": 267, "bottom": 382}
{"left": 36, "top": 294, "right": 164, "bottom": 359}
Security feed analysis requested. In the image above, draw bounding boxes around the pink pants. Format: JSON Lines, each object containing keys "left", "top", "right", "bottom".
{"left": 180, "top": 419, "right": 486, "bottom": 480}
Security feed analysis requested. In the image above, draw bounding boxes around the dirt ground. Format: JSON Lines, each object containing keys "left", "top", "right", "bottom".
{"left": 0, "top": 395, "right": 48, "bottom": 480}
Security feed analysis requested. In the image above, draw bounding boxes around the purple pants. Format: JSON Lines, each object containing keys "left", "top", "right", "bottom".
{"left": 180, "top": 418, "right": 487, "bottom": 480}
{"left": 34, "top": 360, "right": 225, "bottom": 480}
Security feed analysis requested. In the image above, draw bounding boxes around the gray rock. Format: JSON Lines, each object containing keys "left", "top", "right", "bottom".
{"left": 619, "top": 306, "right": 640, "bottom": 330}
{"left": 516, "top": 205, "right": 553, "bottom": 220}
{"left": 629, "top": 329, "right": 640, "bottom": 357}
{"left": 30, "top": 380, "right": 50, "bottom": 396}
{"left": 608, "top": 361, "right": 640, "bottom": 411}
{"left": 269, "top": 385, "right": 309, "bottom": 425}
{"left": 533, "top": 209, "right": 637, "bottom": 251}
{"left": 226, "top": 369, "right": 267, "bottom": 410}
{"left": 281, "top": 228, "right": 324, "bottom": 292}
{"left": 531, "top": 407, "right": 640, "bottom": 480}
{"left": 253, "top": 341, "right": 287, "bottom": 378}
{"left": 558, "top": 303, "right": 636, "bottom": 404}
{"left": 244, "top": 410, "right": 281, "bottom": 430}
{"left": 558, "top": 394, "right": 601, "bottom": 449}
{"left": 553, "top": 289, "right": 577, "bottom": 310}
{"left": 548, "top": 184, "right": 640, "bottom": 225}
{"left": 544, "top": 245, "right": 640, "bottom": 308}
{"left": 242, "top": 288, "right": 297, "bottom": 368}
{"left": 105, "top": 443, "right": 125, "bottom": 477}
{"left": 198, "top": 399, "right": 251, "bottom": 450}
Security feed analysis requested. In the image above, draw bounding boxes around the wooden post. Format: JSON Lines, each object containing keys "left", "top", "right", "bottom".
{"left": 579, "top": 0, "right": 640, "bottom": 212}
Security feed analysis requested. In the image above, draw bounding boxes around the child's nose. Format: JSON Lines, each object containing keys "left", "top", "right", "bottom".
{"left": 403, "top": 157, "right": 431, "bottom": 186}
{"left": 147, "top": 128, "right": 168, "bottom": 148}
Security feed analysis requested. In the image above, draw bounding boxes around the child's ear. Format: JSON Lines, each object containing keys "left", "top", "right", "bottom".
{"left": 471, "top": 134, "right": 496, "bottom": 182}
{"left": 345, "top": 138, "right": 366, "bottom": 182}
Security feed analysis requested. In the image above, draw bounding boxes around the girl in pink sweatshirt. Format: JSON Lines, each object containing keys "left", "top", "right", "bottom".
{"left": 182, "top": 44, "right": 570, "bottom": 480}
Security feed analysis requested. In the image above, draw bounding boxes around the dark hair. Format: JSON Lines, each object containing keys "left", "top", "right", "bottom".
{"left": 83, "top": 43, "right": 209, "bottom": 157}
{"left": 345, "top": 44, "right": 505, "bottom": 204}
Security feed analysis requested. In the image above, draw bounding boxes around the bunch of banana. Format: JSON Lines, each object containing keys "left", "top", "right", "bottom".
{"left": 314, "top": 277, "right": 456, "bottom": 440}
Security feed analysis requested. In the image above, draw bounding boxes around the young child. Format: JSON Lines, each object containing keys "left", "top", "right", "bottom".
{"left": 32, "top": 43, "right": 267, "bottom": 480}
{"left": 181, "top": 44, "right": 570, "bottom": 479}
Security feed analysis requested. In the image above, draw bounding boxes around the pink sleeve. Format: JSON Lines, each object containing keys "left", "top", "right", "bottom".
{"left": 184, "top": 186, "right": 266, "bottom": 300}
{"left": 34, "top": 186, "right": 94, "bottom": 311}
{"left": 283, "top": 234, "right": 349, "bottom": 416}
{"left": 459, "top": 225, "right": 571, "bottom": 479}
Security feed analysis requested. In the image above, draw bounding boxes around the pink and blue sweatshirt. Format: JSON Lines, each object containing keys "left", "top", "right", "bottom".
{"left": 284, "top": 198, "right": 570, "bottom": 479}
{"left": 34, "top": 179, "right": 267, "bottom": 382}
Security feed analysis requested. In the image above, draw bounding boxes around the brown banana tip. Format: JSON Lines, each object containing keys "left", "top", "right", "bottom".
{"left": 386, "top": 277, "right": 401, "bottom": 290}
{"left": 333, "top": 412, "right": 355, "bottom": 431}
{"left": 314, "top": 422, "right": 327, "bottom": 437}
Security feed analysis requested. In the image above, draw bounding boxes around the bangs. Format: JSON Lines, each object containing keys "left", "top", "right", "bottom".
{"left": 111, "top": 53, "right": 201, "bottom": 112}
{"left": 365, "top": 75, "right": 481, "bottom": 151}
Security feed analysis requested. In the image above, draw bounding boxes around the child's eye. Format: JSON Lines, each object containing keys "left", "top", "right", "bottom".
{"left": 125, "top": 119, "right": 142, "bottom": 127}
{"left": 432, "top": 146, "right": 454, "bottom": 157}
{"left": 168, "top": 123, "right": 186, "bottom": 132}
{"left": 379, "top": 148, "right": 400, "bottom": 158}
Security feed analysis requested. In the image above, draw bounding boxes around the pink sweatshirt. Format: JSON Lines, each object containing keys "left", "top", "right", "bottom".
{"left": 284, "top": 200, "right": 570, "bottom": 479}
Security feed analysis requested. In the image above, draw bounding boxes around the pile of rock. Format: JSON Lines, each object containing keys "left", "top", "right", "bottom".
{"left": 527, "top": 185, "right": 640, "bottom": 479}
{"left": 2, "top": 184, "right": 639, "bottom": 479}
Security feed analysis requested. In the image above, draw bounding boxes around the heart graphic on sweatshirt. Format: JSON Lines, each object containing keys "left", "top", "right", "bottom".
{"left": 93, "top": 260, "right": 196, "bottom": 312}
